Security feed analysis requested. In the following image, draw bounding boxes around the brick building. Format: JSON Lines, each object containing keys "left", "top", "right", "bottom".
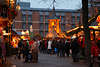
{"left": 13, "top": 1, "right": 82, "bottom": 37}
{"left": 88, "top": 0, "right": 100, "bottom": 17}
{"left": 88, "top": 0, "right": 100, "bottom": 26}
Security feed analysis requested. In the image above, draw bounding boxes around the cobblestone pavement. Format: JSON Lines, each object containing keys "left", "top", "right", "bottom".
{"left": 6, "top": 53, "right": 88, "bottom": 67}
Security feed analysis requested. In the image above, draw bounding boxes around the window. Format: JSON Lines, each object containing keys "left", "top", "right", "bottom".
{"left": 56, "top": 13, "right": 60, "bottom": 16}
{"left": 40, "top": 24, "right": 44, "bottom": 31}
{"left": 28, "top": 23, "right": 32, "bottom": 29}
{"left": 22, "top": 15, "right": 26, "bottom": 22}
{"left": 72, "top": 16, "right": 75, "bottom": 24}
{"left": 22, "top": 23, "right": 26, "bottom": 29}
{"left": 27, "top": 11, "right": 32, "bottom": 15}
{"left": 45, "top": 23, "right": 48, "bottom": 31}
{"left": 56, "top": 16, "right": 65, "bottom": 23}
{"left": 61, "top": 13, "right": 65, "bottom": 16}
{"left": 40, "top": 32, "right": 43, "bottom": 37}
{"left": 72, "top": 13, "right": 74, "bottom": 16}
{"left": 45, "top": 16, "right": 48, "bottom": 23}
{"left": 77, "top": 16, "right": 80, "bottom": 23}
{"left": 40, "top": 12, "right": 43, "bottom": 15}
{"left": 61, "top": 16, "right": 65, "bottom": 23}
{"left": 28, "top": 15, "right": 32, "bottom": 23}
{"left": 61, "top": 24, "right": 65, "bottom": 31}
{"left": 40, "top": 16, "right": 43, "bottom": 23}
{"left": 77, "top": 13, "right": 80, "bottom": 16}
{"left": 40, "top": 15, "right": 48, "bottom": 23}
{"left": 45, "top": 12, "right": 49, "bottom": 15}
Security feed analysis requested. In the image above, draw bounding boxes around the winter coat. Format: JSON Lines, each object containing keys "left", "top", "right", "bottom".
{"left": 71, "top": 38, "right": 80, "bottom": 58}
{"left": 65, "top": 41, "right": 70, "bottom": 49}
{"left": 48, "top": 41, "right": 52, "bottom": 49}
{"left": 91, "top": 45, "right": 100, "bottom": 57}
{"left": 31, "top": 41, "right": 38, "bottom": 53}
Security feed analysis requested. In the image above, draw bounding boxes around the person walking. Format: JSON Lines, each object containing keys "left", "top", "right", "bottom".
{"left": 91, "top": 40, "right": 100, "bottom": 67}
{"left": 78, "top": 36, "right": 85, "bottom": 58}
{"left": 47, "top": 39, "right": 52, "bottom": 54}
{"left": 59, "top": 39, "right": 65, "bottom": 57}
{"left": 1, "top": 36, "right": 6, "bottom": 64}
{"left": 56, "top": 39, "right": 60, "bottom": 56}
{"left": 24, "top": 40, "right": 30, "bottom": 63}
{"left": 71, "top": 37, "right": 80, "bottom": 62}
{"left": 65, "top": 39, "right": 70, "bottom": 57}
{"left": 18, "top": 39, "right": 23, "bottom": 60}
{"left": 31, "top": 39, "right": 39, "bottom": 63}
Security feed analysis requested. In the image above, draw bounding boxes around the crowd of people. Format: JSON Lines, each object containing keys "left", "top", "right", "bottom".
{"left": 10, "top": 36, "right": 87, "bottom": 63}
{"left": 17, "top": 38, "right": 39, "bottom": 63}
{"left": 16, "top": 36, "right": 85, "bottom": 63}
{"left": 39, "top": 37, "right": 86, "bottom": 62}
{"left": 0, "top": 35, "right": 100, "bottom": 66}
{"left": 39, "top": 36, "right": 100, "bottom": 64}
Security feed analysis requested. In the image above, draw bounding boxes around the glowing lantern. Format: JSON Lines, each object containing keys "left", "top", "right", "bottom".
{"left": 21, "top": 30, "right": 25, "bottom": 35}
{"left": 96, "top": 15, "right": 100, "bottom": 22}
{"left": 96, "top": 15, "right": 100, "bottom": 26}
{"left": 2, "top": 30, "right": 6, "bottom": 34}
{"left": 52, "top": 22, "right": 54, "bottom": 26}
{"left": 21, "top": 36, "right": 25, "bottom": 39}
{"left": 11, "top": 37, "right": 19, "bottom": 48}
{"left": 26, "top": 30, "right": 29, "bottom": 35}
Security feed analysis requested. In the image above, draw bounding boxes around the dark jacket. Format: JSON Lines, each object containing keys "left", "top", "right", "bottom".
{"left": 71, "top": 38, "right": 80, "bottom": 54}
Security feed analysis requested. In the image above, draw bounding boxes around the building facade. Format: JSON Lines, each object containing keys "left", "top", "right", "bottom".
{"left": 13, "top": 1, "right": 82, "bottom": 37}
{"left": 88, "top": 0, "right": 99, "bottom": 17}
{"left": 88, "top": 0, "right": 100, "bottom": 26}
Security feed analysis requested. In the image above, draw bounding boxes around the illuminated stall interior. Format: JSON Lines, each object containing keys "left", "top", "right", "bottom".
{"left": 48, "top": 19, "right": 60, "bottom": 33}
{"left": 46, "top": 18, "right": 67, "bottom": 38}
{"left": 46, "top": 0, "right": 67, "bottom": 38}
{"left": 21, "top": 30, "right": 30, "bottom": 40}
{"left": 89, "top": 15, "right": 100, "bottom": 40}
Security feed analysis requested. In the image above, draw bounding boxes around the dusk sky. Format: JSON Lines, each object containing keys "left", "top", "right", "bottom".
{"left": 19, "top": 0, "right": 82, "bottom": 10}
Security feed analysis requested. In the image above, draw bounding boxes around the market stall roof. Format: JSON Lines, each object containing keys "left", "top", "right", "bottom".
{"left": 3, "top": 29, "right": 19, "bottom": 36}
{"left": 66, "top": 13, "right": 100, "bottom": 36}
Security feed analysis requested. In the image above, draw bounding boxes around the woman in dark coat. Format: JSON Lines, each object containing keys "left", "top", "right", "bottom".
{"left": 65, "top": 39, "right": 70, "bottom": 57}
{"left": 59, "top": 39, "right": 65, "bottom": 57}
{"left": 71, "top": 37, "right": 80, "bottom": 62}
